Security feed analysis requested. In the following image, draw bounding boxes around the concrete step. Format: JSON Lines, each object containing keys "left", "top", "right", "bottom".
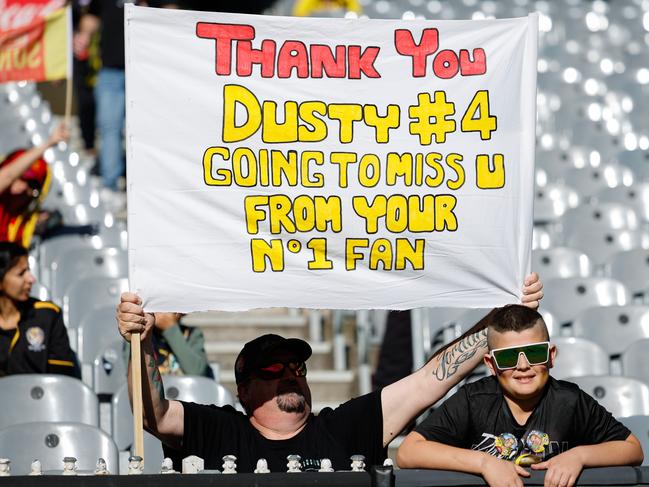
{"left": 184, "top": 310, "right": 310, "bottom": 341}
{"left": 219, "top": 369, "right": 357, "bottom": 404}
{"left": 206, "top": 340, "right": 334, "bottom": 372}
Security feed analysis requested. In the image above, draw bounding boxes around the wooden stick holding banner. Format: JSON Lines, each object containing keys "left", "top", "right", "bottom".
{"left": 130, "top": 332, "right": 145, "bottom": 460}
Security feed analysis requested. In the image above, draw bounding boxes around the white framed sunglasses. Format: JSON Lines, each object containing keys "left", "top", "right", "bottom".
{"left": 490, "top": 341, "right": 550, "bottom": 370}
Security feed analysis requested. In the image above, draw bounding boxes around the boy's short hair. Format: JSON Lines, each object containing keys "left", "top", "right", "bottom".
{"left": 487, "top": 305, "right": 548, "bottom": 349}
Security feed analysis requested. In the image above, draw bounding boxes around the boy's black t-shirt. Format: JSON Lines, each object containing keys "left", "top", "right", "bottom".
{"left": 163, "top": 389, "right": 386, "bottom": 473}
{"left": 415, "top": 376, "right": 631, "bottom": 463}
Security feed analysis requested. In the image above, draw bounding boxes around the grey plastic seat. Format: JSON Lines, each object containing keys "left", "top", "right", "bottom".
{"left": 29, "top": 282, "right": 50, "bottom": 301}
{"left": 112, "top": 378, "right": 235, "bottom": 451}
{"left": 532, "top": 247, "right": 592, "bottom": 279}
{"left": 532, "top": 225, "right": 557, "bottom": 250}
{"left": 0, "top": 421, "right": 118, "bottom": 475}
{"left": 572, "top": 305, "right": 649, "bottom": 356}
{"left": 0, "top": 375, "right": 99, "bottom": 430}
{"left": 596, "top": 183, "right": 649, "bottom": 223}
{"left": 77, "top": 305, "right": 123, "bottom": 364}
{"left": 111, "top": 378, "right": 234, "bottom": 473}
{"left": 51, "top": 247, "right": 128, "bottom": 304}
{"left": 63, "top": 276, "right": 129, "bottom": 330}
{"left": 618, "top": 415, "right": 649, "bottom": 466}
{"left": 534, "top": 183, "right": 581, "bottom": 223}
{"left": 564, "top": 227, "right": 649, "bottom": 266}
{"left": 607, "top": 249, "right": 649, "bottom": 297}
{"left": 36, "top": 234, "right": 99, "bottom": 290}
{"left": 567, "top": 376, "right": 649, "bottom": 418}
{"left": 93, "top": 340, "right": 127, "bottom": 396}
{"left": 542, "top": 277, "right": 630, "bottom": 325}
{"left": 563, "top": 163, "right": 634, "bottom": 198}
{"left": 560, "top": 203, "right": 640, "bottom": 233}
{"left": 551, "top": 337, "right": 609, "bottom": 380}
{"left": 618, "top": 149, "right": 649, "bottom": 181}
{"left": 621, "top": 339, "right": 649, "bottom": 385}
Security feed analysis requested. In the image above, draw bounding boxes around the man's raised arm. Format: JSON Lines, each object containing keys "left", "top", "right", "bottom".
{"left": 116, "top": 293, "right": 184, "bottom": 448}
{"left": 380, "top": 272, "right": 543, "bottom": 446}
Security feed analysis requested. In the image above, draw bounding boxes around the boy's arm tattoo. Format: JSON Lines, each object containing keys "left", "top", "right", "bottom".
{"left": 431, "top": 329, "right": 488, "bottom": 381}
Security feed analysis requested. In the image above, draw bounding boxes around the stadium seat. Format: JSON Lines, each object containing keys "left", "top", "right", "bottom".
{"left": 542, "top": 277, "right": 631, "bottom": 326}
{"left": 532, "top": 225, "right": 557, "bottom": 250}
{"left": 567, "top": 376, "right": 649, "bottom": 418}
{"left": 562, "top": 163, "right": 634, "bottom": 199}
{"left": 607, "top": 249, "right": 649, "bottom": 298}
{"left": 35, "top": 234, "right": 100, "bottom": 291}
{"left": 111, "top": 377, "right": 234, "bottom": 452}
{"left": 0, "top": 421, "right": 118, "bottom": 475}
{"left": 560, "top": 203, "right": 640, "bottom": 233}
{"left": 532, "top": 247, "right": 592, "bottom": 279}
{"left": 29, "top": 282, "right": 50, "bottom": 301}
{"left": 572, "top": 305, "right": 649, "bottom": 356}
{"left": 596, "top": 183, "right": 649, "bottom": 223}
{"left": 533, "top": 183, "right": 581, "bottom": 223}
{"left": 93, "top": 340, "right": 128, "bottom": 396}
{"left": 76, "top": 306, "right": 124, "bottom": 387}
{"left": 617, "top": 149, "right": 649, "bottom": 182}
{"left": 621, "top": 339, "right": 649, "bottom": 385}
{"left": 51, "top": 247, "right": 128, "bottom": 304}
{"left": 618, "top": 416, "right": 649, "bottom": 466}
{"left": 563, "top": 227, "right": 649, "bottom": 266}
{"left": 77, "top": 305, "right": 123, "bottom": 365}
{"left": 0, "top": 374, "right": 99, "bottom": 430}
{"left": 550, "top": 337, "right": 609, "bottom": 380}
{"left": 63, "top": 276, "right": 129, "bottom": 330}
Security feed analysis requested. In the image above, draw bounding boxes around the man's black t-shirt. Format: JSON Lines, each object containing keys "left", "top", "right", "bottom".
{"left": 415, "top": 376, "right": 630, "bottom": 463}
{"left": 163, "top": 390, "right": 386, "bottom": 473}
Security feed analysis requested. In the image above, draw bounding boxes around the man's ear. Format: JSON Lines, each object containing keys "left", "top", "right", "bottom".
{"left": 548, "top": 344, "right": 557, "bottom": 369}
{"left": 484, "top": 353, "right": 497, "bottom": 376}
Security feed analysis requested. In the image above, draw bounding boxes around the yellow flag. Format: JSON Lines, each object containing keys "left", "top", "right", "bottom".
{"left": 0, "top": 5, "right": 71, "bottom": 83}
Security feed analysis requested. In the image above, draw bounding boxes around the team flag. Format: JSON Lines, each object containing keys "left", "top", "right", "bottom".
{"left": 0, "top": 5, "right": 71, "bottom": 83}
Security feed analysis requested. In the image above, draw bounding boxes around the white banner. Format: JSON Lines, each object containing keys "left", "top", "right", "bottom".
{"left": 125, "top": 5, "right": 537, "bottom": 312}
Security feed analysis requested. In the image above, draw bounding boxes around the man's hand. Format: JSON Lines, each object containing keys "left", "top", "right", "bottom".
{"left": 531, "top": 450, "right": 583, "bottom": 487}
{"left": 116, "top": 292, "right": 155, "bottom": 342}
{"left": 521, "top": 272, "right": 543, "bottom": 310}
{"left": 481, "top": 455, "right": 530, "bottom": 487}
{"left": 47, "top": 122, "right": 70, "bottom": 147}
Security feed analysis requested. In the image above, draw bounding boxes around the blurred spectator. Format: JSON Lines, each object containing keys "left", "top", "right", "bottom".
{"left": 74, "top": 0, "right": 147, "bottom": 207}
{"left": 72, "top": 0, "right": 100, "bottom": 161}
{"left": 0, "top": 123, "right": 69, "bottom": 247}
{"left": 0, "top": 242, "right": 79, "bottom": 377}
{"left": 123, "top": 312, "right": 213, "bottom": 377}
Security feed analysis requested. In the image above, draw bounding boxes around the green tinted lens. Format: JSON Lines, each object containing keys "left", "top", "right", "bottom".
{"left": 523, "top": 343, "right": 549, "bottom": 365}
{"left": 493, "top": 348, "right": 520, "bottom": 369}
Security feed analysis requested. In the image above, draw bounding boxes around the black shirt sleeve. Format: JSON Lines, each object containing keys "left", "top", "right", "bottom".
{"left": 46, "top": 310, "right": 80, "bottom": 378}
{"left": 414, "top": 386, "right": 471, "bottom": 447}
{"left": 572, "top": 388, "right": 632, "bottom": 444}
{"left": 321, "top": 389, "right": 386, "bottom": 466}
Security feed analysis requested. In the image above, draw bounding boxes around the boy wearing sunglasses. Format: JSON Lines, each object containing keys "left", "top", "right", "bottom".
{"left": 397, "top": 305, "right": 643, "bottom": 487}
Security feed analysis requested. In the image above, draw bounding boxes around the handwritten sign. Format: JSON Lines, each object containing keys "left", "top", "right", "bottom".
{"left": 125, "top": 5, "right": 537, "bottom": 312}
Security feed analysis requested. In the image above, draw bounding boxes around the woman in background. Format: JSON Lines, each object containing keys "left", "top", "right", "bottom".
{"left": 0, "top": 241, "right": 79, "bottom": 377}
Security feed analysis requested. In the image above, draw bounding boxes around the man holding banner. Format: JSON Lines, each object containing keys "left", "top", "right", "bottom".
{"left": 117, "top": 274, "right": 542, "bottom": 472}
{"left": 119, "top": 4, "right": 543, "bottom": 473}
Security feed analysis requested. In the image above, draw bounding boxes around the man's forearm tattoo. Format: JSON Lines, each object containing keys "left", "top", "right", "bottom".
{"left": 148, "top": 355, "right": 164, "bottom": 396}
{"left": 432, "top": 329, "right": 488, "bottom": 381}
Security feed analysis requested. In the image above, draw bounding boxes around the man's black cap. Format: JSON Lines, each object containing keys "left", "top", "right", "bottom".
{"left": 234, "top": 334, "right": 312, "bottom": 385}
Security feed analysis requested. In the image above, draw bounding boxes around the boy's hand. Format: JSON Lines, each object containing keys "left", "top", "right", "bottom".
{"left": 481, "top": 455, "right": 530, "bottom": 487}
{"left": 521, "top": 272, "right": 543, "bottom": 310}
{"left": 531, "top": 450, "right": 583, "bottom": 487}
